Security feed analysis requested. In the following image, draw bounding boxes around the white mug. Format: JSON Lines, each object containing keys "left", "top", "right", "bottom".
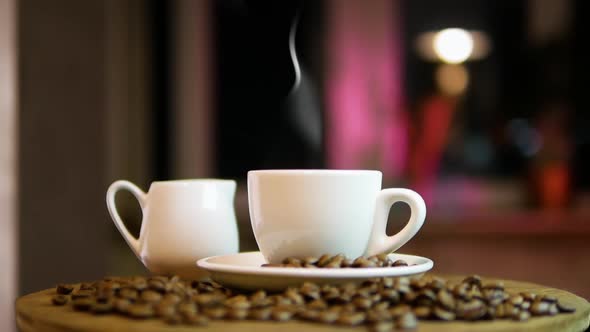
{"left": 248, "top": 170, "right": 426, "bottom": 264}
{"left": 106, "top": 179, "right": 239, "bottom": 277}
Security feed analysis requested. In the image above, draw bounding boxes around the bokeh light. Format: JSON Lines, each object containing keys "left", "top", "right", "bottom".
{"left": 433, "top": 28, "right": 474, "bottom": 64}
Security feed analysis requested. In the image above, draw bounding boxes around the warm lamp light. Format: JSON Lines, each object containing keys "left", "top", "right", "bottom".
{"left": 433, "top": 28, "right": 473, "bottom": 64}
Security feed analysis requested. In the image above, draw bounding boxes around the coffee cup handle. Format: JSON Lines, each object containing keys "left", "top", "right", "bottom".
{"left": 106, "top": 180, "right": 146, "bottom": 257}
{"left": 365, "top": 189, "right": 426, "bottom": 256}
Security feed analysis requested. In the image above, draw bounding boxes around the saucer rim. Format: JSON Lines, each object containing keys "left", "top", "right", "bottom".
{"left": 197, "top": 251, "right": 434, "bottom": 279}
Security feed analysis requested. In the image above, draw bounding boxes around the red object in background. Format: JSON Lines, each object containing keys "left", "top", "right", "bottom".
{"left": 531, "top": 162, "right": 570, "bottom": 210}
{"left": 409, "top": 94, "right": 457, "bottom": 204}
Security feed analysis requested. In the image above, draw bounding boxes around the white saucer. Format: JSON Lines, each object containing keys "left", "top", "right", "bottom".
{"left": 197, "top": 251, "right": 434, "bottom": 291}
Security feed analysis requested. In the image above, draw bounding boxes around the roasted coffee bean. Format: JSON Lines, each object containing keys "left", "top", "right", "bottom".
{"left": 308, "top": 299, "right": 327, "bottom": 310}
{"left": 225, "top": 295, "right": 251, "bottom": 310}
{"left": 272, "top": 307, "right": 295, "bottom": 321}
{"left": 285, "top": 288, "right": 304, "bottom": 305}
{"left": 52, "top": 295, "right": 68, "bottom": 305}
{"left": 194, "top": 293, "right": 226, "bottom": 307}
{"left": 303, "top": 257, "right": 318, "bottom": 265}
{"left": 367, "top": 309, "right": 392, "bottom": 322}
{"left": 457, "top": 299, "right": 486, "bottom": 320}
{"left": 391, "top": 260, "right": 408, "bottom": 267}
{"left": 185, "top": 313, "right": 209, "bottom": 326}
{"left": 317, "top": 310, "right": 339, "bottom": 323}
{"left": 317, "top": 254, "right": 331, "bottom": 267}
{"left": 548, "top": 303, "right": 559, "bottom": 315}
{"left": 326, "top": 254, "right": 345, "bottom": 268}
{"left": 72, "top": 298, "right": 94, "bottom": 311}
{"left": 147, "top": 279, "right": 167, "bottom": 293}
{"left": 413, "top": 306, "right": 431, "bottom": 319}
{"left": 509, "top": 295, "right": 524, "bottom": 306}
{"left": 56, "top": 284, "right": 74, "bottom": 295}
{"left": 433, "top": 306, "right": 455, "bottom": 321}
{"left": 462, "top": 275, "right": 482, "bottom": 289}
{"left": 141, "top": 290, "right": 163, "bottom": 303}
{"left": 118, "top": 288, "right": 139, "bottom": 301}
{"left": 389, "top": 304, "right": 411, "bottom": 317}
{"left": 127, "top": 303, "right": 154, "bottom": 319}
{"left": 161, "top": 293, "right": 182, "bottom": 305}
{"left": 177, "top": 302, "right": 198, "bottom": 316}
{"left": 164, "top": 313, "right": 183, "bottom": 325}
{"left": 91, "top": 300, "right": 114, "bottom": 314}
{"left": 396, "top": 312, "right": 418, "bottom": 329}
{"left": 226, "top": 308, "right": 248, "bottom": 320}
{"left": 203, "top": 307, "right": 227, "bottom": 319}
{"left": 298, "top": 309, "right": 320, "bottom": 321}
{"left": 337, "top": 312, "right": 366, "bottom": 326}
{"left": 372, "top": 321, "right": 395, "bottom": 332}
{"left": 531, "top": 300, "right": 550, "bottom": 315}
{"left": 249, "top": 307, "right": 272, "bottom": 320}
{"left": 71, "top": 290, "right": 93, "bottom": 300}
{"left": 353, "top": 297, "right": 373, "bottom": 310}
{"left": 541, "top": 295, "right": 558, "bottom": 303}
{"left": 513, "top": 310, "right": 530, "bottom": 321}
{"left": 437, "top": 289, "right": 456, "bottom": 310}
{"left": 155, "top": 302, "right": 176, "bottom": 318}
{"left": 557, "top": 301, "right": 576, "bottom": 313}
{"left": 79, "top": 283, "right": 95, "bottom": 291}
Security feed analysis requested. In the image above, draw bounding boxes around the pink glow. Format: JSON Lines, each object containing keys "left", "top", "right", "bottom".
{"left": 325, "top": 0, "right": 407, "bottom": 181}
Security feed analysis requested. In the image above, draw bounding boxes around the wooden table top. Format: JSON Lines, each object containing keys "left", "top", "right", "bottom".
{"left": 16, "top": 275, "right": 590, "bottom": 332}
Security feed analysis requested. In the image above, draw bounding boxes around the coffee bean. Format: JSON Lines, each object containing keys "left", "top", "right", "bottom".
{"left": 413, "top": 306, "right": 431, "bottom": 319}
{"left": 127, "top": 303, "right": 154, "bottom": 319}
{"left": 72, "top": 298, "right": 94, "bottom": 311}
{"left": 249, "top": 307, "right": 272, "bottom": 320}
{"left": 185, "top": 313, "right": 209, "bottom": 326}
{"left": 224, "top": 295, "right": 251, "bottom": 310}
{"left": 372, "top": 321, "right": 395, "bottom": 332}
{"left": 298, "top": 309, "right": 320, "bottom": 321}
{"left": 513, "top": 310, "right": 530, "bottom": 321}
{"left": 272, "top": 307, "right": 295, "bottom": 321}
{"left": 317, "top": 254, "right": 331, "bottom": 267}
{"left": 337, "top": 312, "right": 366, "bottom": 326}
{"left": 389, "top": 304, "right": 411, "bottom": 317}
{"left": 71, "top": 290, "right": 93, "bottom": 300}
{"left": 308, "top": 299, "right": 327, "bottom": 310}
{"left": 164, "top": 313, "right": 183, "bottom": 325}
{"left": 56, "top": 284, "right": 74, "bottom": 295}
{"left": 556, "top": 301, "right": 576, "bottom": 313}
{"left": 548, "top": 303, "right": 559, "bottom": 315}
{"left": 531, "top": 300, "right": 550, "bottom": 315}
{"left": 509, "top": 295, "right": 524, "bottom": 306}
{"left": 326, "top": 254, "right": 345, "bottom": 268}
{"left": 396, "top": 312, "right": 418, "bottom": 329}
{"left": 541, "top": 295, "right": 558, "bottom": 303}
{"left": 141, "top": 290, "right": 163, "bottom": 303}
{"left": 114, "top": 298, "right": 131, "bottom": 313}
{"left": 367, "top": 309, "right": 392, "bottom": 322}
{"left": 51, "top": 295, "right": 68, "bottom": 306}
{"left": 437, "top": 289, "right": 456, "bottom": 310}
{"left": 147, "top": 279, "right": 167, "bottom": 293}
{"left": 91, "top": 300, "right": 114, "bottom": 314}
{"left": 462, "top": 275, "right": 482, "bottom": 289}
{"left": 155, "top": 302, "right": 176, "bottom": 318}
{"left": 194, "top": 293, "right": 226, "bottom": 307}
{"left": 316, "top": 310, "right": 339, "bottom": 323}
{"left": 285, "top": 288, "right": 304, "bottom": 305}
{"left": 353, "top": 297, "right": 373, "bottom": 310}
{"left": 433, "top": 306, "right": 455, "bottom": 321}
{"left": 392, "top": 260, "right": 408, "bottom": 267}
{"left": 203, "top": 307, "right": 227, "bottom": 319}
{"left": 226, "top": 308, "right": 248, "bottom": 320}
{"left": 521, "top": 301, "right": 531, "bottom": 310}
{"left": 118, "top": 288, "right": 138, "bottom": 301}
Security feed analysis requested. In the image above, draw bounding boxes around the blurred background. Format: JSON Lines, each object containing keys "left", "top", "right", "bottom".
{"left": 1, "top": 0, "right": 590, "bottom": 329}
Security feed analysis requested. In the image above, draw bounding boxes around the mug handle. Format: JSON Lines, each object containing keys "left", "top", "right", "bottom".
{"left": 365, "top": 189, "right": 426, "bottom": 256}
{"left": 106, "top": 180, "right": 147, "bottom": 257}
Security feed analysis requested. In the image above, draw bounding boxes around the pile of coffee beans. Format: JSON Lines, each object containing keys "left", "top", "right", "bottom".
{"left": 262, "top": 254, "right": 409, "bottom": 268}
{"left": 51, "top": 274, "right": 576, "bottom": 331}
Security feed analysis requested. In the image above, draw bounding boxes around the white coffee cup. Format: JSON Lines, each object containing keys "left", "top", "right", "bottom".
{"left": 106, "top": 179, "right": 239, "bottom": 277}
{"left": 248, "top": 170, "right": 426, "bottom": 264}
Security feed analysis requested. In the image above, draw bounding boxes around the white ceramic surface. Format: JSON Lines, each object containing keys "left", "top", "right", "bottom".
{"left": 106, "top": 179, "right": 239, "bottom": 278}
{"left": 248, "top": 170, "right": 427, "bottom": 264}
{"left": 197, "top": 251, "right": 434, "bottom": 291}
